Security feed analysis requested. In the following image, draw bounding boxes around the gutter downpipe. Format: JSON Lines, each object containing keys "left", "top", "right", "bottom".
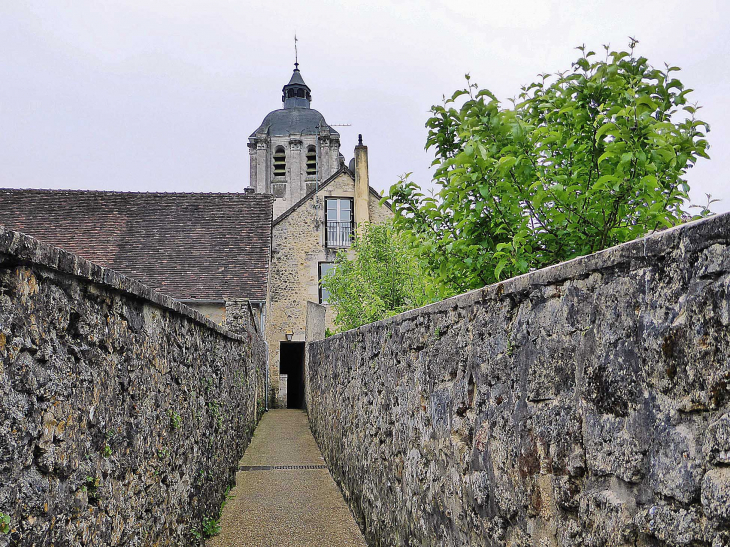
{"left": 264, "top": 341, "right": 270, "bottom": 412}
{"left": 261, "top": 303, "right": 269, "bottom": 412}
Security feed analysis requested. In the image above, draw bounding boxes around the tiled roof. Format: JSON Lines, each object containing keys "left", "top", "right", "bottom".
{"left": 250, "top": 108, "right": 338, "bottom": 138}
{"left": 0, "top": 189, "right": 273, "bottom": 301}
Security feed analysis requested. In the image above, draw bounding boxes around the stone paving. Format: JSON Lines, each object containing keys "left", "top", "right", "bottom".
{"left": 209, "top": 409, "right": 367, "bottom": 547}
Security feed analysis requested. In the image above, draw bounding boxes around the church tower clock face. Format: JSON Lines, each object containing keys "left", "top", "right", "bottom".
{"left": 247, "top": 64, "right": 342, "bottom": 219}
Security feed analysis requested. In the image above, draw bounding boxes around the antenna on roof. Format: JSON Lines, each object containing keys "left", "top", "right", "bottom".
{"left": 294, "top": 33, "right": 299, "bottom": 70}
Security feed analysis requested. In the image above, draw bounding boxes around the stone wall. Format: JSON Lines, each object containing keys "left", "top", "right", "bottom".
{"left": 304, "top": 301, "right": 326, "bottom": 412}
{"left": 186, "top": 301, "right": 226, "bottom": 325}
{"left": 224, "top": 299, "right": 261, "bottom": 335}
{"left": 0, "top": 227, "right": 266, "bottom": 546}
{"left": 307, "top": 213, "right": 730, "bottom": 546}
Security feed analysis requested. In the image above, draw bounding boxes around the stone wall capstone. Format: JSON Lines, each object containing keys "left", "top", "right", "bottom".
{"left": 0, "top": 227, "right": 267, "bottom": 546}
{"left": 307, "top": 213, "right": 730, "bottom": 546}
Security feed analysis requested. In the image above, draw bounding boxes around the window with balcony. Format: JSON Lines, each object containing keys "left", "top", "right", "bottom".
{"left": 325, "top": 198, "right": 353, "bottom": 248}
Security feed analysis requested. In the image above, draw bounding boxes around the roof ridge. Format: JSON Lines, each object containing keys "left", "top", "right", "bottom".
{"left": 0, "top": 188, "right": 275, "bottom": 197}
{"left": 270, "top": 166, "right": 390, "bottom": 225}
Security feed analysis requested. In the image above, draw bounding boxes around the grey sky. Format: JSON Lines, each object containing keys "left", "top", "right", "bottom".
{"left": 1, "top": 1, "right": 728, "bottom": 212}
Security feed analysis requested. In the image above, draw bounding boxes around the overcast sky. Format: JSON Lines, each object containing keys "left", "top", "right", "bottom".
{"left": 1, "top": 1, "right": 728, "bottom": 213}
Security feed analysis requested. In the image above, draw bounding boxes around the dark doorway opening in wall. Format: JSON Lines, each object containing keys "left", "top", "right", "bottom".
{"left": 279, "top": 341, "right": 305, "bottom": 409}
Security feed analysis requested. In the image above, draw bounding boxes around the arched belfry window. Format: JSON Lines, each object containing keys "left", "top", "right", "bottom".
{"left": 306, "top": 146, "right": 317, "bottom": 176}
{"left": 273, "top": 146, "right": 286, "bottom": 177}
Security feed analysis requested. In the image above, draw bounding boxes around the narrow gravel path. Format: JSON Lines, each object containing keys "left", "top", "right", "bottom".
{"left": 209, "top": 409, "right": 367, "bottom": 547}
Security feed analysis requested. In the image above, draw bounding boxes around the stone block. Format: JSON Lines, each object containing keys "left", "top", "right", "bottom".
{"left": 272, "top": 182, "right": 286, "bottom": 198}
{"left": 702, "top": 467, "right": 730, "bottom": 522}
{"left": 704, "top": 413, "right": 730, "bottom": 465}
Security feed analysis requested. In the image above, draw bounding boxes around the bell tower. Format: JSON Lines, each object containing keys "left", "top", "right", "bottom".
{"left": 248, "top": 64, "right": 342, "bottom": 219}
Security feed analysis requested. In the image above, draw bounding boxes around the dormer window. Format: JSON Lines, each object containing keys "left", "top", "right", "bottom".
{"left": 273, "top": 146, "right": 286, "bottom": 177}
{"left": 306, "top": 146, "right": 317, "bottom": 176}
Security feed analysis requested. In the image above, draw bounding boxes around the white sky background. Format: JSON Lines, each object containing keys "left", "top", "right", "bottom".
{"left": 1, "top": 0, "right": 728, "bottom": 212}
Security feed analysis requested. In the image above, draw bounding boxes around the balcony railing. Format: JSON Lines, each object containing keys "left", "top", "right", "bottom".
{"left": 326, "top": 221, "right": 354, "bottom": 248}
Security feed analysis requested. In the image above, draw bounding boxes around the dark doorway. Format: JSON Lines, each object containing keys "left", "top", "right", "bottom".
{"left": 279, "top": 342, "right": 305, "bottom": 409}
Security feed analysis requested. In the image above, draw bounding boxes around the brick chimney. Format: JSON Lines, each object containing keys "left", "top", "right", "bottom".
{"left": 354, "top": 134, "right": 370, "bottom": 229}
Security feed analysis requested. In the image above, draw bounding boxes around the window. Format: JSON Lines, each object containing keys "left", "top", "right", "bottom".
{"left": 306, "top": 146, "right": 317, "bottom": 176}
{"left": 325, "top": 198, "right": 353, "bottom": 247}
{"left": 319, "top": 262, "right": 335, "bottom": 303}
{"left": 273, "top": 146, "right": 286, "bottom": 177}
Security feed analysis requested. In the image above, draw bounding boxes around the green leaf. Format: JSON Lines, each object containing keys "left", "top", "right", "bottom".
{"left": 498, "top": 156, "right": 517, "bottom": 171}
{"left": 494, "top": 258, "right": 509, "bottom": 280}
{"left": 596, "top": 123, "right": 618, "bottom": 140}
{"left": 598, "top": 151, "right": 615, "bottom": 164}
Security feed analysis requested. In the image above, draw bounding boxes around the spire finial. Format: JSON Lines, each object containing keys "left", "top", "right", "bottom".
{"left": 294, "top": 33, "right": 299, "bottom": 70}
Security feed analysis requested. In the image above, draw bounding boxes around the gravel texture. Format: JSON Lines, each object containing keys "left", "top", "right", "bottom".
{"left": 210, "top": 410, "right": 366, "bottom": 547}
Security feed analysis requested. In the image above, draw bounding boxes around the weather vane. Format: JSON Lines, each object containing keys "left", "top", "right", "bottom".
{"left": 294, "top": 33, "right": 299, "bottom": 69}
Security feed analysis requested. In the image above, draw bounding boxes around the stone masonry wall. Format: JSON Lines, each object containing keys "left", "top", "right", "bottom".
{"left": 308, "top": 213, "right": 730, "bottom": 546}
{"left": 0, "top": 227, "right": 267, "bottom": 546}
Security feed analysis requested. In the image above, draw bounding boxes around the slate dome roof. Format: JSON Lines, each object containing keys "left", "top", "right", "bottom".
{"left": 250, "top": 107, "right": 338, "bottom": 138}
{"left": 250, "top": 66, "right": 339, "bottom": 138}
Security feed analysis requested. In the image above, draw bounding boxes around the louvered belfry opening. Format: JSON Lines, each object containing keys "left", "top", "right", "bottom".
{"left": 306, "top": 146, "right": 317, "bottom": 175}
{"left": 273, "top": 146, "right": 286, "bottom": 177}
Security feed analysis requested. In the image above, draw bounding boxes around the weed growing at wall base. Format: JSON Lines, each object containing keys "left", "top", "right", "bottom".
{"left": 169, "top": 410, "right": 182, "bottom": 430}
{"left": 191, "top": 486, "right": 233, "bottom": 539}
{"left": 0, "top": 513, "right": 10, "bottom": 534}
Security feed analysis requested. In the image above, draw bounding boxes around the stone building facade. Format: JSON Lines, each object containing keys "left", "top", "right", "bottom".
{"left": 250, "top": 66, "right": 394, "bottom": 408}
{"left": 266, "top": 163, "right": 392, "bottom": 407}
{"left": 0, "top": 64, "right": 394, "bottom": 410}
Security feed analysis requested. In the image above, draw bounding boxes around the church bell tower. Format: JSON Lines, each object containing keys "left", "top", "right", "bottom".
{"left": 248, "top": 64, "right": 342, "bottom": 219}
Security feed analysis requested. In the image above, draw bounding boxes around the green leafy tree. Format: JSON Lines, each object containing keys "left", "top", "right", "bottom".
{"left": 387, "top": 41, "right": 711, "bottom": 293}
{"left": 321, "top": 221, "right": 448, "bottom": 331}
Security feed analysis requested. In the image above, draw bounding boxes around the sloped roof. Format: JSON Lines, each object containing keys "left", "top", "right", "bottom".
{"left": 249, "top": 108, "right": 338, "bottom": 138}
{"left": 273, "top": 167, "right": 390, "bottom": 227}
{"left": 0, "top": 189, "right": 273, "bottom": 302}
{"left": 286, "top": 68, "right": 309, "bottom": 88}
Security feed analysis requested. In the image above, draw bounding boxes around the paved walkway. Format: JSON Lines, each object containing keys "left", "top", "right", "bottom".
{"left": 210, "top": 410, "right": 367, "bottom": 547}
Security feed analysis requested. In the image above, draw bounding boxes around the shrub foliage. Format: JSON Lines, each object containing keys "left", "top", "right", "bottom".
{"left": 387, "top": 42, "right": 711, "bottom": 293}
{"left": 320, "top": 221, "right": 446, "bottom": 331}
